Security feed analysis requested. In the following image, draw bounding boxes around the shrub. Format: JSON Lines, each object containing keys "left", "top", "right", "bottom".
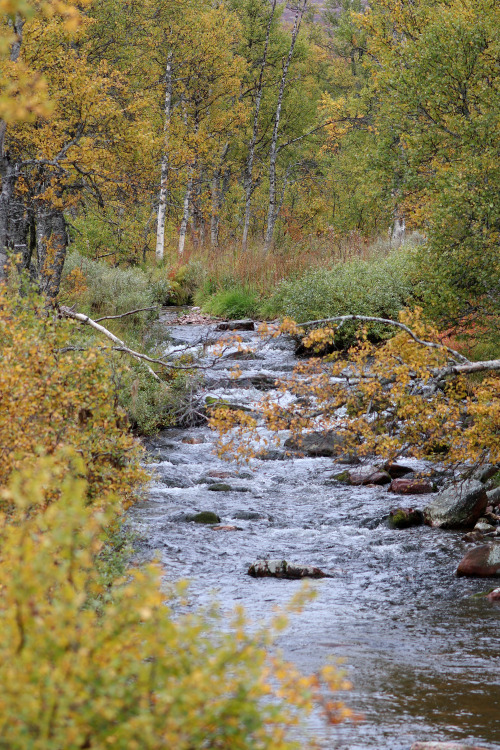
{"left": 264, "top": 247, "right": 419, "bottom": 345}
{"left": 61, "top": 251, "right": 156, "bottom": 321}
{"left": 201, "top": 287, "right": 258, "bottom": 319}
{"left": 0, "top": 289, "right": 146, "bottom": 506}
{"left": 0, "top": 458, "right": 353, "bottom": 749}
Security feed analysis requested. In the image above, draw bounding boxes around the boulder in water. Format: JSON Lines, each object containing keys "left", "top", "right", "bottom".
{"left": 189, "top": 512, "right": 221, "bottom": 525}
{"left": 248, "top": 559, "right": 332, "bottom": 579}
{"left": 424, "top": 480, "right": 487, "bottom": 529}
{"left": 388, "top": 508, "right": 424, "bottom": 529}
{"left": 216, "top": 319, "right": 255, "bottom": 331}
{"left": 456, "top": 543, "right": 500, "bottom": 577}
{"left": 284, "top": 431, "right": 349, "bottom": 457}
{"left": 487, "top": 587, "right": 500, "bottom": 602}
{"left": 389, "top": 478, "right": 435, "bottom": 495}
{"left": 383, "top": 461, "right": 414, "bottom": 478}
{"left": 211, "top": 525, "right": 242, "bottom": 532}
{"left": 207, "top": 483, "right": 233, "bottom": 492}
{"left": 332, "top": 466, "right": 391, "bottom": 486}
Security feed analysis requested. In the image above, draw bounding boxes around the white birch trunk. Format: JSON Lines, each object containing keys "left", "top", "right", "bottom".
{"left": 155, "top": 54, "right": 173, "bottom": 262}
{"left": 178, "top": 174, "right": 193, "bottom": 256}
{"left": 264, "top": 0, "right": 308, "bottom": 252}
{"left": 242, "top": 0, "right": 277, "bottom": 252}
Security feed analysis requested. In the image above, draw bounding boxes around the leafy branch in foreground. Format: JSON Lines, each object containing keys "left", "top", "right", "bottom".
{"left": 211, "top": 309, "right": 499, "bottom": 465}
{"left": 0, "top": 456, "right": 355, "bottom": 748}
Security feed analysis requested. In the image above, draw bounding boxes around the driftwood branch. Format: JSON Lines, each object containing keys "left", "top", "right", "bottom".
{"left": 60, "top": 306, "right": 162, "bottom": 381}
{"left": 95, "top": 307, "right": 158, "bottom": 323}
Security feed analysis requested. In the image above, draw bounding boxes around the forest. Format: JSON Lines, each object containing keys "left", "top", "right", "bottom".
{"left": 0, "top": 0, "right": 499, "bottom": 747}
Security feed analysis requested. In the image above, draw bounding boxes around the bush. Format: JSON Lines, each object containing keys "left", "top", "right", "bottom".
{"left": 0, "top": 289, "right": 146, "bottom": 506}
{"left": 61, "top": 251, "right": 156, "bottom": 321}
{"left": 201, "top": 287, "right": 258, "bottom": 319}
{"left": 0, "top": 458, "right": 353, "bottom": 749}
{"left": 264, "top": 247, "right": 419, "bottom": 345}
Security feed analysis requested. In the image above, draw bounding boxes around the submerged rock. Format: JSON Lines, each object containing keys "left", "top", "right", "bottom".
{"left": 189, "top": 512, "right": 221, "bottom": 525}
{"left": 332, "top": 466, "right": 391, "bottom": 486}
{"left": 285, "top": 431, "right": 348, "bottom": 457}
{"left": 410, "top": 743, "right": 491, "bottom": 750}
{"left": 248, "top": 559, "right": 332, "bottom": 579}
{"left": 424, "top": 480, "right": 487, "bottom": 529}
{"left": 207, "top": 483, "right": 233, "bottom": 492}
{"left": 389, "top": 478, "right": 435, "bottom": 495}
{"left": 487, "top": 587, "right": 500, "bottom": 602}
{"left": 233, "top": 510, "right": 264, "bottom": 520}
{"left": 211, "top": 525, "right": 242, "bottom": 532}
{"left": 216, "top": 319, "right": 255, "bottom": 331}
{"left": 388, "top": 508, "right": 424, "bottom": 529}
{"left": 456, "top": 543, "right": 500, "bottom": 577}
{"left": 383, "top": 461, "right": 414, "bottom": 479}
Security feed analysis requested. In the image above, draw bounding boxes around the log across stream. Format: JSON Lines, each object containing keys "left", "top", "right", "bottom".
{"left": 128, "top": 310, "right": 500, "bottom": 750}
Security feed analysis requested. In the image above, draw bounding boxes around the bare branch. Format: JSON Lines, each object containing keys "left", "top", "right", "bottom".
{"left": 95, "top": 307, "right": 159, "bottom": 323}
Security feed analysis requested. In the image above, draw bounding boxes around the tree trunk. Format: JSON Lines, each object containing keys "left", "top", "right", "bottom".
{"left": 155, "top": 54, "right": 173, "bottom": 262}
{"left": 178, "top": 174, "right": 193, "bottom": 256}
{"left": 36, "top": 202, "right": 68, "bottom": 299}
{"left": 264, "top": 0, "right": 308, "bottom": 252}
{"left": 242, "top": 0, "right": 277, "bottom": 252}
{"left": 0, "top": 13, "right": 25, "bottom": 280}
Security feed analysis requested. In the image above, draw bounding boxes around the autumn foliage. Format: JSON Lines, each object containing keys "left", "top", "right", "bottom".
{"left": 0, "top": 288, "right": 146, "bottom": 507}
{"left": 0, "top": 456, "right": 354, "bottom": 749}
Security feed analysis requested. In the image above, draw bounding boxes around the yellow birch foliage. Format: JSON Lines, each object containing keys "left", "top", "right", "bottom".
{"left": 0, "top": 289, "right": 146, "bottom": 506}
{"left": 212, "top": 310, "right": 500, "bottom": 466}
{"left": 0, "top": 457, "right": 354, "bottom": 749}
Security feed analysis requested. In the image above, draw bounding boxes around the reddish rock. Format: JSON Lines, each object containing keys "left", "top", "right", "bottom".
{"left": 411, "top": 743, "right": 490, "bottom": 750}
{"left": 207, "top": 470, "right": 236, "bottom": 479}
{"left": 348, "top": 466, "right": 391, "bottom": 486}
{"left": 182, "top": 437, "right": 205, "bottom": 445}
{"left": 390, "top": 478, "right": 435, "bottom": 495}
{"left": 456, "top": 544, "right": 500, "bottom": 577}
{"left": 211, "top": 525, "right": 242, "bottom": 532}
{"left": 384, "top": 461, "right": 414, "bottom": 479}
{"left": 487, "top": 587, "right": 500, "bottom": 602}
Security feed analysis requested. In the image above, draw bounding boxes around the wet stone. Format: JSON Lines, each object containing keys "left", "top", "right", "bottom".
{"left": 389, "top": 478, "right": 435, "bottom": 495}
{"left": 411, "top": 743, "right": 491, "bottom": 750}
{"left": 383, "top": 461, "right": 415, "bottom": 479}
{"left": 424, "top": 480, "right": 488, "bottom": 529}
{"left": 248, "top": 559, "right": 332, "bottom": 580}
{"left": 487, "top": 587, "right": 500, "bottom": 602}
{"left": 216, "top": 319, "right": 255, "bottom": 331}
{"left": 388, "top": 508, "right": 424, "bottom": 529}
{"left": 232, "top": 510, "right": 264, "bottom": 521}
{"left": 332, "top": 466, "right": 391, "bottom": 486}
{"left": 189, "top": 512, "right": 221, "bottom": 525}
{"left": 211, "top": 525, "right": 243, "bottom": 532}
{"left": 207, "top": 483, "right": 233, "bottom": 492}
{"left": 284, "top": 430, "right": 349, "bottom": 457}
{"left": 456, "top": 543, "right": 500, "bottom": 577}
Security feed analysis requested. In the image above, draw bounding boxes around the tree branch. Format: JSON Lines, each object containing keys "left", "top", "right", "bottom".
{"left": 95, "top": 307, "right": 158, "bottom": 323}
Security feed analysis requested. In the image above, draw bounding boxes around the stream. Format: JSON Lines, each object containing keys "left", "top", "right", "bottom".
{"left": 128, "top": 310, "right": 500, "bottom": 750}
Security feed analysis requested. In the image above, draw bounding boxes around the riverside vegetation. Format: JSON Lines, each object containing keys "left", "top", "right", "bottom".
{"left": 0, "top": 0, "right": 499, "bottom": 746}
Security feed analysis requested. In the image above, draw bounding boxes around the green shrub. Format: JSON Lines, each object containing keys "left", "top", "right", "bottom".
{"left": 265, "top": 246, "right": 420, "bottom": 344}
{"left": 201, "top": 287, "right": 258, "bottom": 319}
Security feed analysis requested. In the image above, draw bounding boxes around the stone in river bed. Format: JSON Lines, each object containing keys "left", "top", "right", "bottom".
{"left": 211, "top": 525, "right": 243, "bottom": 532}
{"left": 207, "top": 483, "right": 233, "bottom": 492}
{"left": 332, "top": 466, "right": 391, "bottom": 486}
{"left": 389, "top": 478, "right": 435, "bottom": 495}
{"left": 456, "top": 543, "right": 500, "bottom": 577}
{"left": 487, "top": 587, "right": 500, "bottom": 601}
{"left": 410, "top": 743, "right": 491, "bottom": 750}
{"left": 216, "top": 319, "right": 255, "bottom": 331}
{"left": 388, "top": 508, "right": 424, "bottom": 529}
{"left": 424, "top": 480, "right": 487, "bottom": 529}
{"left": 486, "top": 485, "right": 500, "bottom": 507}
{"left": 383, "top": 461, "right": 415, "bottom": 478}
{"left": 284, "top": 430, "right": 349, "bottom": 457}
{"left": 189, "top": 512, "right": 221, "bottom": 525}
{"left": 233, "top": 510, "right": 264, "bottom": 520}
{"left": 248, "top": 559, "right": 332, "bottom": 579}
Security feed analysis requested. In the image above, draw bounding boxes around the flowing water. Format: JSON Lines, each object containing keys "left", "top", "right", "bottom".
{"left": 128, "top": 311, "right": 500, "bottom": 749}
